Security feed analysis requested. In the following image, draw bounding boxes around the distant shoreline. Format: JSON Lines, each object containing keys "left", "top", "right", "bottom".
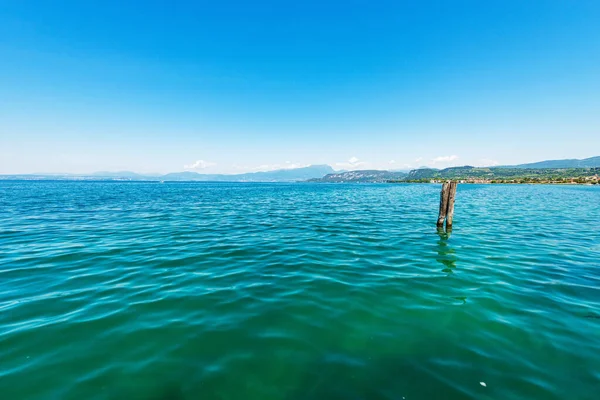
{"left": 397, "top": 181, "right": 599, "bottom": 185}
{"left": 398, "top": 178, "right": 599, "bottom": 185}
{"left": 2, "top": 159, "right": 600, "bottom": 185}
{"left": 0, "top": 178, "right": 598, "bottom": 186}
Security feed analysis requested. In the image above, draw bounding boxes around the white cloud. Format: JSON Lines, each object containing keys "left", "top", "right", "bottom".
{"left": 281, "top": 161, "right": 309, "bottom": 170}
{"left": 432, "top": 155, "right": 459, "bottom": 164}
{"left": 415, "top": 157, "right": 423, "bottom": 163}
{"left": 477, "top": 158, "right": 500, "bottom": 167}
{"left": 184, "top": 159, "right": 216, "bottom": 170}
{"left": 335, "top": 156, "right": 368, "bottom": 170}
{"left": 231, "top": 161, "right": 309, "bottom": 173}
{"left": 389, "top": 160, "right": 396, "bottom": 164}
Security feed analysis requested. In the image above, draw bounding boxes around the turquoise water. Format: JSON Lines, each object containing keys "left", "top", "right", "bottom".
{"left": 1, "top": 181, "right": 599, "bottom": 399}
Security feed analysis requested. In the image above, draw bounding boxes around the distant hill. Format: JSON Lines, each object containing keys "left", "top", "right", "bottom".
{"left": 309, "top": 170, "right": 407, "bottom": 183}
{"left": 506, "top": 156, "right": 600, "bottom": 169}
{"left": 160, "top": 171, "right": 216, "bottom": 181}
{"left": 0, "top": 165, "right": 335, "bottom": 182}
{"left": 163, "top": 165, "right": 334, "bottom": 182}
{"left": 406, "top": 166, "right": 481, "bottom": 180}
{"left": 236, "top": 165, "right": 335, "bottom": 181}
{"left": 91, "top": 171, "right": 152, "bottom": 179}
{"left": 3, "top": 157, "right": 599, "bottom": 183}
{"left": 404, "top": 157, "right": 600, "bottom": 181}
{"left": 405, "top": 166, "right": 600, "bottom": 181}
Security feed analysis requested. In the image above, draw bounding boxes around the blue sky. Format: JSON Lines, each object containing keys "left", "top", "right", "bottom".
{"left": 1, "top": 0, "right": 599, "bottom": 174}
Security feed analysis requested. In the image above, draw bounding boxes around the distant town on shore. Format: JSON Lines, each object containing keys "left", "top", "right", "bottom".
{"left": 1, "top": 156, "right": 599, "bottom": 184}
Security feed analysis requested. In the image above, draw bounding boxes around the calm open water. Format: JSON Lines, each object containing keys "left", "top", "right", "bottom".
{"left": 1, "top": 181, "right": 599, "bottom": 399}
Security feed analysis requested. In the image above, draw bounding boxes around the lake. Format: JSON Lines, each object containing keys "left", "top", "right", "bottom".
{"left": 1, "top": 181, "right": 599, "bottom": 399}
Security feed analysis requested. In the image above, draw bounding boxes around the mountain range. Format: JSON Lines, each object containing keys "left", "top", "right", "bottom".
{"left": 0, "top": 165, "right": 335, "bottom": 182}
{"left": 504, "top": 156, "right": 600, "bottom": 169}
{"left": 307, "top": 170, "right": 407, "bottom": 183}
{"left": 1, "top": 157, "right": 599, "bottom": 182}
{"left": 309, "top": 156, "right": 600, "bottom": 183}
{"left": 403, "top": 166, "right": 595, "bottom": 180}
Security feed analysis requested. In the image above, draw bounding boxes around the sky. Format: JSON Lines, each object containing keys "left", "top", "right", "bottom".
{"left": 1, "top": 0, "right": 599, "bottom": 174}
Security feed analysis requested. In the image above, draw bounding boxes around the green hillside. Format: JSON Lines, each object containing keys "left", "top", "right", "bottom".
{"left": 402, "top": 166, "right": 600, "bottom": 183}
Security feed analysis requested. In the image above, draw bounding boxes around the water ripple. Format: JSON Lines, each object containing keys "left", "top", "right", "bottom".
{"left": 0, "top": 181, "right": 599, "bottom": 399}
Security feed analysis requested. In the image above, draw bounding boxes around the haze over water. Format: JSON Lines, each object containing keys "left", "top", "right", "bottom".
{"left": 1, "top": 181, "right": 599, "bottom": 399}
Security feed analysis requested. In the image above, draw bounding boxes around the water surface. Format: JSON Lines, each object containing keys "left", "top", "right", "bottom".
{"left": 1, "top": 182, "right": 599, "bottom": 399}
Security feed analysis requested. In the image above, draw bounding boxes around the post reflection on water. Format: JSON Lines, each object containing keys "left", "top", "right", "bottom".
{"left": 436, "top": 227, "right": 457, "bottom": 274}
{"left": 436, "top": 227, "right": 467, "bottom": 305}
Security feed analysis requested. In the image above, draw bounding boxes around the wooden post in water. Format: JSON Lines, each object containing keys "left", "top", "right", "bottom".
{"left": 437, "top": 181, "right": 457, "bottom": 229}
{"left": 437, "top": 182, "right": 450, "bottom": 228}
{"left": 446, "top": 181, "right": 457, "bottom": 229}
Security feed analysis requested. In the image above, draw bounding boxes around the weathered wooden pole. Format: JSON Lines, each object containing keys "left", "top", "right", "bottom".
{"left": 437, "top": 181, "right": 457, "bottom": 229}
{"left": 446, "top": 181, "right": 457, "bottom": 229}
{"left": 437, "top": 182, "right": 450, "bottom": 228}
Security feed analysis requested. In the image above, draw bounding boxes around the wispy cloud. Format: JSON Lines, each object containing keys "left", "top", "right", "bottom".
{"left": 231, "top": 161, "right": 309, "bottom": 173}
{"left": 432, "top": 155, "right": 459, "bottom": 164}
{"left": 335, "top": 156, "right": 368, "bottom": 170}
{"left": 477, "top": 158, "right": 500, "bottom": 167}
{"left": 400, "top": 157, "right": 425, "bottom": 169}
{"left": 184, "top": 159, "right": 216, "bottom": 171}
{"left": 280, "top": 161, "right": 309, "bottom": 170}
